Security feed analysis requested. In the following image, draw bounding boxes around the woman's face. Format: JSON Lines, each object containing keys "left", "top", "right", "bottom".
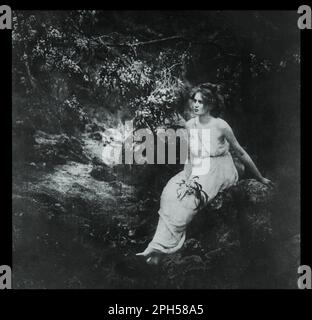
{"left": 192, "top": 92, "right": 208, "bottom": 116}
{"left": 192, "top": 91, "right": 216, "bottom": 116}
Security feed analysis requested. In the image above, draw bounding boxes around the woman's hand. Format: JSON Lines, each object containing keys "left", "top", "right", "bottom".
{"left": 259, "top": 177, "right": 275, "bottom": 188}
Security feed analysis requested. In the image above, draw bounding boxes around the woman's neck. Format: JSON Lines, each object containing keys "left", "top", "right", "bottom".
{"left": 198, "top": 113, "right": 214, "bottom": 125}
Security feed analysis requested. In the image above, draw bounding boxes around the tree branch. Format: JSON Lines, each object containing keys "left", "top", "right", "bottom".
{"left": 131, "top": 35, "right": 183, "bottom": 46}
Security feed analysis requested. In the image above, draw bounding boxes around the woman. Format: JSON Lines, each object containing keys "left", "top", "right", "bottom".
{"left": 137, "top": 84, "right": 273, "bottom": 264}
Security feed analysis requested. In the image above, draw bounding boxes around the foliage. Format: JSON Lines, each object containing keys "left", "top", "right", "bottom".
{"left": 12, "top": 11, "right": 299, "bottom": 152}
{"left": 13, "top": 11, "right": 192, "bottom": 134}
{"left": 176, "top": 176, "right": 209, "bottom": 210}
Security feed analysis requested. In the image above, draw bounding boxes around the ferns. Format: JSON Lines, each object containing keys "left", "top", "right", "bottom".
{"left": 176, "top": 176, "right": 209, "bottom": 211}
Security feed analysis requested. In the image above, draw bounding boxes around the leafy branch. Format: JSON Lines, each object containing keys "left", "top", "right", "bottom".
{"left": 176, "top": 176, "right": 209, "bottom": 211}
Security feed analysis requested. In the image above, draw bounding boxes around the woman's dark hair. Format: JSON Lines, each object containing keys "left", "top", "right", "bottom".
{"left": 189, "top": 83, "right": 224, "bottom": 117}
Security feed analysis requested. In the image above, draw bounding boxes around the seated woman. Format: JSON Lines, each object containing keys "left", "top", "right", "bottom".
{"left": 137, "top": 84, "right": 273, "bottom": 264}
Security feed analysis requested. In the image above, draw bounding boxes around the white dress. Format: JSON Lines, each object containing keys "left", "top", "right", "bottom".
{"left": 142, "top": 116, "right": 239, "bottom": 254}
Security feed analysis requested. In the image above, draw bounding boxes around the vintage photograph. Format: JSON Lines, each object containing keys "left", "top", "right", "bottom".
{"left": 12, "top": 10, "right": 300, "bottom": 289}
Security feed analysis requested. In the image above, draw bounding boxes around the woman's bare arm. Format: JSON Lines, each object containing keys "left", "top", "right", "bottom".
{"left": 220, "top": 120, "right": 273, "bottom": 186}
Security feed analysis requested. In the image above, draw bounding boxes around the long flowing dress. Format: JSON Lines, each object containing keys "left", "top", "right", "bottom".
{"left": 141, "top": 116, "right": 239, "bottom": 255}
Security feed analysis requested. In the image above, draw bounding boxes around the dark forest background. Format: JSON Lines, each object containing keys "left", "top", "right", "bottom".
{"left": 12, "top": 10, "right": 300, "bottom": 289}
